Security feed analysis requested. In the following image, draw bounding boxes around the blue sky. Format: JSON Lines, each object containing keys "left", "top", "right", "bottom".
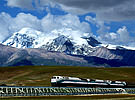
{"left": 0, "top": 0, "right": 135, "bottom": 46}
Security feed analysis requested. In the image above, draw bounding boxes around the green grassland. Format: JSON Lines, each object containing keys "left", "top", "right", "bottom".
{"left": 0, "top": 66, "right": 135, "bottom": 86}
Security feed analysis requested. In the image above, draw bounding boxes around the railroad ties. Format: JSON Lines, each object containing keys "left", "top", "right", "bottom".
{"left": 0, "top": 86, "right": 135, "bottom": 97}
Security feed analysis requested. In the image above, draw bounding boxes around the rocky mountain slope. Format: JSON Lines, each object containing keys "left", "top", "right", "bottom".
{"left": 0, "top": 44, "right": 135, "bottom": 67}
{"left": 0, "top": 44, "right": 90, "bottom": 66}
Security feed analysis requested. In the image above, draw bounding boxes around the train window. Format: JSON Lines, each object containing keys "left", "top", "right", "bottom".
{"left": 90, "top": 79, "right": 95, "bottom": 82}
{"left": 52, "top": 77, "right": 56, "bottom": 79}
{"left": 111, "top": 81, "right": 115, "bottom": 83}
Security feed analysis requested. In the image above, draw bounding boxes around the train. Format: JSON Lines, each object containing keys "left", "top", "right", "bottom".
{"left": 51, "top": 76, "right": 127, "bottom": 88}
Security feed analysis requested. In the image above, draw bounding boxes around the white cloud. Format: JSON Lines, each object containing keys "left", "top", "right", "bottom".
{"left": 41, "top": 13, "right": 91, "bottom": 36}
{"left": 97, "top": 22, "right": 110, "bottom": 35}
{"left": 0, "top": 12, "right": 91, "bottom": 43}
{"left": 11, "top": 13, "right": 41, "bottom": 32}
{"left": 104, "top": 32, "right": 117, "bottom": 41}
{"left": 0, "top": 12, "right": 12, "bottom": 42}
{"left": 41, "top": 14, "right": 60, "bottom": 33}
{"left": 109, "top": 32, "right": 117, "bottom": 40}
{"left": 41, "top": 13, "right": 91, "bottom": 45}
{"left": 0, "top": 12, "right": 42, "bottom": 43}
{"left": 117, "top": 26, "right": 130, "bottom": 43}
{"left": 85, "top": 16, "right": 96, "bottom": 24}
{"left": 84, "top": 15, "right": 135, "bottom": 46}
{"left": 99, "top": 26, "right": 135, "bottom": 46}
{"left": 6, "top": 0, "right": 33, "bottom": 9}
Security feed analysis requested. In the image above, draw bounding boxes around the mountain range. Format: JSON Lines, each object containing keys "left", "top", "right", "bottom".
{"left": 1, "top": 28, "right": 135, "bottom": 67}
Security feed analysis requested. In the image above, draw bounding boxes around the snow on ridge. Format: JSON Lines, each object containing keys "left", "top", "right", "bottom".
{"left": 100, "top": 44, "right": 135, "bottom": 50}
{"left": 3, "top": 27, "right": 135, "bottom": 52}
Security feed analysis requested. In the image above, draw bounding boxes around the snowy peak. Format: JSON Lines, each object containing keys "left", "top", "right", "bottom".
{"left": 82, "top": 36, "right": 101, "bottom": 47}
{"left": 41, "top": 35, "right": 75, "bottom": 54}
{"left": 53, "top": 35, "right": 69, "bottom": 46}
{"left": 3, "top": 28, "right": 46, "bottom": 48}
{"left": 17, "top": 28, "right": 41, "bottom": 37}
{"left": 41, "top": 35, "right": 93, "bottom": 55}
{"left": 53, "top": 35, "right": 74, "bottom": 52}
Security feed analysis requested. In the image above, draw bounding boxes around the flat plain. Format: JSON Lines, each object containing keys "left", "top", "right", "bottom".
{"left": 0, "top": 66, "right": 135, "bottom": 86}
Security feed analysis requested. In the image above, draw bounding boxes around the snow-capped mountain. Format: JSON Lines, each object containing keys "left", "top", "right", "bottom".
{"left": 3, "top": 27, "right": 135, "bottom": 56}
{"left": 2, "top": 27, "right": 135, "bottom": 67}
{"left": 3, "top": 28, "right": 98, "bottom": 55}
{"left": 3, "top": 28, "right": 47, "bottom": 48}
{"left": 41, "top": 35, "right": 94, "bottom": 55}
{"left": 41, "top": 35, "right": 74, "bottom": 53}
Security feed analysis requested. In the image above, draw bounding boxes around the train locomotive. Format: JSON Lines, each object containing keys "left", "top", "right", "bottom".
{"left": 51, "top": 76, "right": 127, "bottom": 88}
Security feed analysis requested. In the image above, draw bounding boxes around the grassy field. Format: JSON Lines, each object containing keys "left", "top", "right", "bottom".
{"left": 0, "top": 66, "right": 135, "bottom": 86}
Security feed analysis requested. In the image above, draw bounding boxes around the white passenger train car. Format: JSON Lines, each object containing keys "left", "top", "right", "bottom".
{"left": 51, "top": 76, "right": 126, "bottom": 88}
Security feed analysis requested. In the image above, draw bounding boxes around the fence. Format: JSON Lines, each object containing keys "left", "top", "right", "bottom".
{"left": 0, "top": 86, "right": 134, "bottom": 97}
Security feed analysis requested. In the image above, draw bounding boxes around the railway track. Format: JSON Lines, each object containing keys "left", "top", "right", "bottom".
{"left": 0, "top": 86, "right": 135, "bottom": 97}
